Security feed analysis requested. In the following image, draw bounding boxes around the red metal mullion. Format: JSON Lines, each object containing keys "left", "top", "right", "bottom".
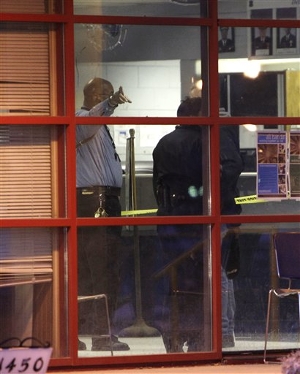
{"left": 0, "top": 213, "right": 297, "bottom": 228}
{"left": 73, "top": 14, "right": 212, "bottom": 26}
{"left": 219, "top": 18, "right": 300, "bottom": 29}
{"left": 63, "top": 1, "right": 79, "bottom": 361}
{"left": 213, "top": 116, "right": 300, "bottom": 126}
{"left": 76, "top": 215, "right": 215, "bottom": 227}
{"left": 0, "top": 13, "right": 70, "bottom": 23}
{"left": 0, "top": 117, "right": 70, "bottom": 125}
{"left": 0, "top": 219, "right": 71, "bottom": 227}
{"left": 74, "top": 116, "right": 216, "bottom": 126}
{"left": 208, "top": 0, "right": 224, "bottom": 355}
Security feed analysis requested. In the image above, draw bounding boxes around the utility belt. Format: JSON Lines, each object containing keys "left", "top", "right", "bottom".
{"left": 77, "top": 186, "right": 121, "bottom": 197}
{"left": 77, "top": 186, "right": 121, "bottom": 217}
{"left": 156, "top": 184, "right": 202, "bottom": 209}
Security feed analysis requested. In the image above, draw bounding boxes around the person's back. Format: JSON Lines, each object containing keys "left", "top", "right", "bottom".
{"left": 153, "top": 125, "right": 203, "bottom": 215}
{"left": 152, "top": 97, "right": 205, "bottom": 353}
{"left": 153, "top": 97, "right": 204, "bottom": 216}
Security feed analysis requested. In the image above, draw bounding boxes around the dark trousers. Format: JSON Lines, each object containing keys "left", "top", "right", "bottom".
{"left": 155, "top": 201, "right": 204, "bottom": 352}
{"left": 77, "top": 192, "right": 122, "bottom": 336}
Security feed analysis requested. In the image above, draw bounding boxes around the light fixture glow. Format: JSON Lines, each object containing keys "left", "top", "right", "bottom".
{"left": 243, "top": 124, "right": 257, "bottom": 132}
{"left": 189, "top": 77, "right": 202, "bottom": 97}
{"left": 243, "top": 60, "right": 261, "bottom": 79}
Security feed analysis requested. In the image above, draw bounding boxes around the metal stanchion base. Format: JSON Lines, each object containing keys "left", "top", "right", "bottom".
{"left": 119, "top": 318, "right": 161, "bottom": 337}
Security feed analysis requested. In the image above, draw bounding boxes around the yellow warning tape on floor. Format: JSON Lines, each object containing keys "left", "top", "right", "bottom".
{"left": 235, "top": 195, "right": 266, "bottom": 204}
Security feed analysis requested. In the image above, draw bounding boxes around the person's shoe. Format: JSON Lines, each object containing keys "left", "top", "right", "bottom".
{"left": 91, "top": 335, "right": 130, "bottom": 351}
{"left": 78, "top": 339, "right": 87, "bottom": 350}
{"left": 222, "top": 334, "right": 235, "bottom": 348}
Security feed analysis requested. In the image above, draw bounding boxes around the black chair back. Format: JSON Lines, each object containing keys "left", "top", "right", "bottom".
{"left": 274, "top": 232, "right": 300, "bottom": 281}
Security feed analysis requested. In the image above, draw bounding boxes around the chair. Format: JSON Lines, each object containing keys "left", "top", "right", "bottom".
{"left": 77, "top": 294, "right": 113, "bottom": 356}
{"left": 264, "top": 232, "right": 300, "bottom": 364}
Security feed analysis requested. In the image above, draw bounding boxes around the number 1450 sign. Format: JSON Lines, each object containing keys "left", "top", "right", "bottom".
{"left": 0, "top": 348, "right": 52, "bottom": 374}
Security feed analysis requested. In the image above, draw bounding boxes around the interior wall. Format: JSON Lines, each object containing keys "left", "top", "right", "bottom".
{"left": 75, "top": 60, "right": 181, "bottom": 162}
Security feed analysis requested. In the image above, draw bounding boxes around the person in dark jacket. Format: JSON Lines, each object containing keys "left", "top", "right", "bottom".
{"left": 220, "top": 123, "right": 243, "bottom": 348}
{"left": 152, "top": 97, "right": 204, "bottom": 353}
{"left": 152, "top": 97, "right": 243, "bottom": 352}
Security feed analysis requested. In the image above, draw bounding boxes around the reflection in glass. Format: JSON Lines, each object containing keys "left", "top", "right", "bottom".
{"left": 77, "top": 224, "right": 212, "bottom": 356}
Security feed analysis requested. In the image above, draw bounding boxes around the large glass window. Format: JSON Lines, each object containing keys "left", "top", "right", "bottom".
{"left": 2, "top": 0, "right": 299, "bottom": 368}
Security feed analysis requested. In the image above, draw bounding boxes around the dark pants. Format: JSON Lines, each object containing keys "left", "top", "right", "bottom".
{"left": 155, "top": 200, "right": 204, "bottom": 352}
{"left": 77, "top": 191, "right": 121, "bottom": 336}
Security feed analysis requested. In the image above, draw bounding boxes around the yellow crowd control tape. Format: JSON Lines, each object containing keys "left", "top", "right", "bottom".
{"left": 121, "top": 208, "right": 158, "bottom": 216}
{"left": 121, "top": 195, "right": 266, "bottom": 216}
{"left": 235, "top": 195, "right": 266, "bottom": 204}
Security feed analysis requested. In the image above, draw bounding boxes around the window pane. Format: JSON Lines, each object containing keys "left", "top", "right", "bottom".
{"left": 75, "top": 123, "right": 210, "bottom": 219}
{"left": 77, "top": 224, "right": 212, "bottom": 356}
{"left": 74, "top": 0, "right": 206, "bottom": 17}
{"left": 223, "top": 222, "right": 300, "bottom": 353}
{"left": 219, "top": 124, "right": 300, "bottom": 216}
{"left": 219, "top": 27, "right": 300, "bottom": 117}
{"left": 0, "top": 23, "right": 51, "bottom": 115}
{"left": 0, "top": 125, "right": 65, "bottom": 218}
{"left": 75, "top": 24, "right": 209, "bottom": 117}
{"left": 0, "top": 227, "right": 68, "bottom": 358}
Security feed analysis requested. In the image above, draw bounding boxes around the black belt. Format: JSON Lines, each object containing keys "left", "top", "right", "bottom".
{"left": 77, "top": 186, "right": 121, "bottom": 197}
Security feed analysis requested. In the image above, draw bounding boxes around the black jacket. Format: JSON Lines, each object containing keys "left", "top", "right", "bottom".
{"left": 220, "top": 125, "right": 244, "bottom": 216}
{"left": 152, "top": 124, "right": 243, "bottom": 216}
{"left": 153, "top": 125, "right": 203, "bottom": 195}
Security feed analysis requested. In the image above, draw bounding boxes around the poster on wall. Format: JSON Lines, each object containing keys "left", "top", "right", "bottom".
{"left": 290, "top": 131, "right": 300, "bottom": 198}
{"left": 257, "top": 131, "right": 287, "bottom": 198}
{"left": 257, "top": 130, "right": 300, "bottom": 200}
